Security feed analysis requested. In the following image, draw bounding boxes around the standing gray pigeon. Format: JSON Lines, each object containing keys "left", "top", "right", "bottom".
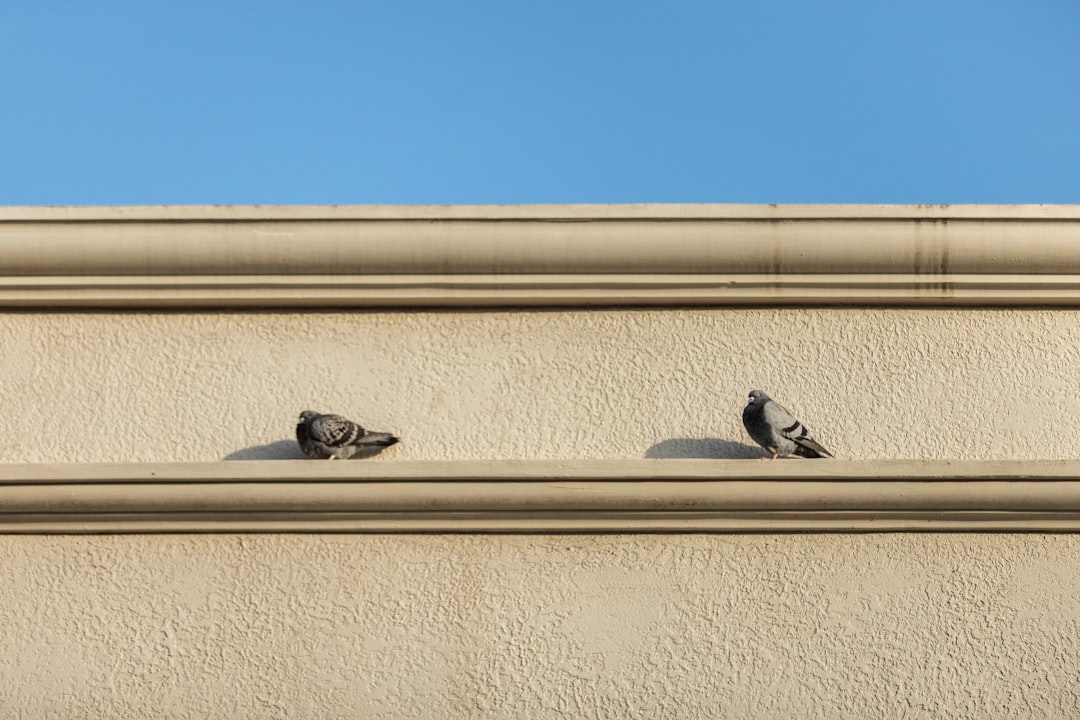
{"left": 742, "top": 390, "right": 832, "bottom": 459}
{"left": 296, "top": 410, "right": 400, "bottom": 460}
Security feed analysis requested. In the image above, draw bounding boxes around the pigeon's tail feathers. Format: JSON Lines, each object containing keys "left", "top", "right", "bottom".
{"left": 775, "top": 411, "right": 833, "bottom": 459}
{"left": 792, "top": 437, "right": 832, "bottom": 459}
{"left": 358, "top": 432, "right": 399, "bottom": 448}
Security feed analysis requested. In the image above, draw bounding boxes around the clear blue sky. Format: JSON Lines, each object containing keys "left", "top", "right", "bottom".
{"left": 2, "top": 1, "right": 1078, "bottom": 205}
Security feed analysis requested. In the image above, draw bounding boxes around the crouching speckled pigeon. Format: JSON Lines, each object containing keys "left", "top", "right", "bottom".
{"left": 742, "top": 390, "right": 832, "bottom": 460}
{"left": 296, "top": 410, "right": 399, "bottom": 460}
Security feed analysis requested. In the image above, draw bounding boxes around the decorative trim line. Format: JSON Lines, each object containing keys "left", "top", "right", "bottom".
{"left": 3, "top": 460, "right": 1079, "bottom": 533}
{"left": 3, "top": 204, "right": 1080, "bottom": 221}
{"left": 2, "top": 204, "right": 1079, "bottom": 307}
{"left": 3, "top": 274, "right": 1080, "bottom": 308}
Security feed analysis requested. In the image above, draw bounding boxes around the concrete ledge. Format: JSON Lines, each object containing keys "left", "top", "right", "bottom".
{"left": 2, "top": 204, "right": 1080, "bottom": 307}
{"left": 3, "top": 460, "right": 1080, "bottom": 533}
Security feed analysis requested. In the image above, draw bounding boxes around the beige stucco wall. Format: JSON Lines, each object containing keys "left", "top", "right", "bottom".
{"left": 1, "top": 308, "right": 1078, "bottom": 462}
{"left": 3, "top": 306, "right": 1080, "bottom": 716}
{"left": 0, "top": 533, "right": 1077, "bottom": 718}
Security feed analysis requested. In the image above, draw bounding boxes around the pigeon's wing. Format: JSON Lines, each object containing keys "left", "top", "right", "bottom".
{"left": 761, "top": 400, "right": 800, "bottom": 436}
{"left": 309, "top": 414, "right": 364, "bottom": 447}
{"left": 765, "top": 401, "right": 832, "bottom": 458}
{"left": 355, "top": 431, "right": 400, "bottom": 448}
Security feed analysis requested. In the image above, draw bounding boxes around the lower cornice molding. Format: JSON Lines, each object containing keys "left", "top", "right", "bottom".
{"left": 2, "top": 460, "right": 1079, "bottom": 534}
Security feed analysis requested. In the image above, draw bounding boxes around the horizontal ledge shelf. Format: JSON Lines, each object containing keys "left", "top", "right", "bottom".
{"left": 1, "top": 460, "right": 1080, "bottom": 533}
{"left": 2, "top": 204, "right": 1080, "bottom": 307}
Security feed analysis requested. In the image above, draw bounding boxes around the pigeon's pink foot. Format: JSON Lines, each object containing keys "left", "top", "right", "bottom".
{"left": 327, "top": 456, "right": 336, "bottom": 461}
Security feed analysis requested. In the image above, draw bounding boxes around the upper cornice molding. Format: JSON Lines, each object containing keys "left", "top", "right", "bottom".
{"left": 2, "top": 204, "right": 1079, "bottom": 307}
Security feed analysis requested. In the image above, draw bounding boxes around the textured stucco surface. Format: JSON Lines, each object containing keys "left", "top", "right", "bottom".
{"left": 0, "top": 533, "right": 1077, "bottom": 719}
{"left": 3, "top": 308, "right": 1080, "bottom": 716}
{"left": 1, "top": 309, "right": 1078, "bottom": 462}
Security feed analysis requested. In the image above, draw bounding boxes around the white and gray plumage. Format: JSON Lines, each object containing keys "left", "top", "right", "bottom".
{"left": 296, "top": 410, "right": 399, "bottom": 460}
{"left": 741, "top": 390, "right": 832, "bottom": 460}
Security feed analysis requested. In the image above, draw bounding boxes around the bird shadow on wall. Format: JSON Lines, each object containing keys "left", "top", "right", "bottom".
{"left": 223, "top": 441, "right": 394, "bottom": 461}
{"left": 224, "top": 440, "right": 306, "bottom": 461}
{"left": 645, "top": 438, "right": 764, "bottom": 459}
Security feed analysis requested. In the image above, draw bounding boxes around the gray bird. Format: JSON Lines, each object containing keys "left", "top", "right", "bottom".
{"left": 296, "top": 410, "right": 400, "bottom": 460}
{"left": 742, "top": 390, "right": 832, "bottom": 460}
